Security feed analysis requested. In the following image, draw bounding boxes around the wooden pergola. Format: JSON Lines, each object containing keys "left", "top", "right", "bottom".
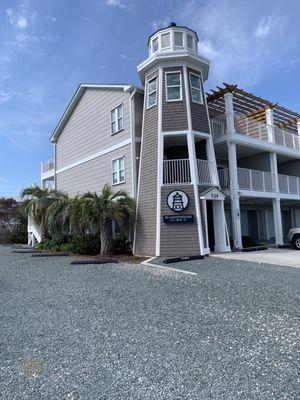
{"left": 207, "top": 83, "right": 300, "bottom": 134}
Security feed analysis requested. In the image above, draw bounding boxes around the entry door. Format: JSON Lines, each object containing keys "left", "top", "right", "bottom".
{"left": 282, "top": 211, "right": 292, "bottom": 238}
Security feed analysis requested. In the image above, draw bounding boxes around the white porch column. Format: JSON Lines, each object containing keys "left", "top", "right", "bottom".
{"left": 224, "top": 92, "right": 235, "bottom": 134}
{"left": 273, "top": 198, "right": 284, "bottom": 245}
{"left": 270, "top": 152, "right": 283, "bottom": 244}
{"left": 187, "top": 132, "right": 205, "bottom": 255}
{"left": 270, "top": 152, "right": 279, "bottom": 193}
{"left": 227, "top": 142, "right": 242, "bottom": 249}
{"left": 265, "top": 107, "right": 274, "bottom": 143}
{"left": 297, "top": 120, "right": 300, "bottom": 136}
{"left": 212, "top": 201, "right": 229, "bottom": 252}
{"left": 206, "top": 136, "right": 219, "bottom": 186}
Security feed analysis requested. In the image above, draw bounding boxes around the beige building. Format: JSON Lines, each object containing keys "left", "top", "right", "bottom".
{"left": 36, "top": 22, "right": 300, "bottom": 256}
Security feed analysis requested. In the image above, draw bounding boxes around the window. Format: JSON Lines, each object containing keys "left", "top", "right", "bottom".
{"left": 190, "top": 73, "right": 203, "bottom": 104}
{"left": 147, "top": 77, "right": 157, "bottom": 108}
{"left": 174, "top": 31, "right": 183, "bottom": 47}
{"left": 187, "top": 33, "right": 194, "bottom": 49}
{"left": 111, "top": 104, "right": 123, "bottom": 135}
{"left": 161, "top": 33, "right": 170, "bottom": 48}
{"left": 166, "top": 72, "right": 182, "bottom": 101}
{"left": 112, "top": 157, "right": 125, "bottom": 185}
{"left": 152, "top": 37, "right": 158, "bottom": 53}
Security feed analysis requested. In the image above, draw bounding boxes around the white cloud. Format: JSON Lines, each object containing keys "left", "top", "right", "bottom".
{"left": 6, "top": 3, "right": 37, "bottom": 29}
{"left": 176, "top": 0, "right": 295, "bottom": 90}
{"left": 16, "top": 16, "right": 28, "bottom": 29}
{"left": 151, "top": 18, "right": 171, "bottom": 31}
{"left": 105, "top": 0, "right": 129, "bottom": 9}
{"left": 45, "top": 15, "right": 57, "bottom": 22}
{"left": 254, "top": 14, "right": 286, "bottom": 38}
{"left": 0, "top": 177, "right": 7, "bottom": 183}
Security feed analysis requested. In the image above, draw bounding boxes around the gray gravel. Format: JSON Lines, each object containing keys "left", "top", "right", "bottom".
{"left": 0, "top": 245, "right": 299, "bottom": 399}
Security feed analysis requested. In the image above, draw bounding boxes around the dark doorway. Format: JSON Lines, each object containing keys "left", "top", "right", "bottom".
{"left": 282, "top": 210, "right": 292, "bottom": 238}
{"left": 207, "top": 201, "right": 215, "bottom": 251}
{"left": 248, "top": 211, "right": 259, "bottom": 240}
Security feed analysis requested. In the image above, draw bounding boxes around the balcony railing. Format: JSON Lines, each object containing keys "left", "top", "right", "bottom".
{"left": 41, "top": 160, "right": 54, "bottom": 174}
{"left": 197, "top": 159, "right": 214, "bottom": 185}
{"left": 219, "top": 167, "right": 300, "bottom": 196}
{"left": 163, "top": 159, "right": 214, "bottom": 185}
{"left": 163, "top": 159, "right": 191, "bottom": 184}
{"left": 211, "top": 113, "right": 300, "bottom": 151}
{"left": 219, "top": 167, "right": 275, "bottom": 192}
{"left": 278, "top": 174, "right": 300, "bottom": 195}
{"left": 274, "top": 126, "right": 300, "bottom": 151}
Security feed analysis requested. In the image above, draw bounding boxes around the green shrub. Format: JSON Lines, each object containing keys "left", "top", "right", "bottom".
{"left": 113, "top": 236, "right": 131, "bottom": 254}
{"left": 66, "top": 234, "right": 100, "bottom": 255}
{"left": 36, "top": 239, "right": 55, "bottom": 250}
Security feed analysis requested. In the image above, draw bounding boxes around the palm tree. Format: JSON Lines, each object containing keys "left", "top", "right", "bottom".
{"left": 80, "top": 184, "right": 135, "bottom": 255}
{"left": 21, "top": 186, "right": 69, "bottom": 239}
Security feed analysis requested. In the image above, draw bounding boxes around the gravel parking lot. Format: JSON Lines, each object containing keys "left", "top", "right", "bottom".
{"left": 0, "top": 245, "right": 299, "bottom": 399}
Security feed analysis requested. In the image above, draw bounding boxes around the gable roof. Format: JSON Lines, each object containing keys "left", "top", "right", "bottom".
{"left": 50, "top": 83, "right": 137, "bottom": 143}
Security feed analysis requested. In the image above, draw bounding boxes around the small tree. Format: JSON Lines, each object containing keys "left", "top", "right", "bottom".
{"left": 21, "top": 186, "right": 69, "bottom": 239}
{"left": 80, "top": 184, "right": 135, "bottom": 255}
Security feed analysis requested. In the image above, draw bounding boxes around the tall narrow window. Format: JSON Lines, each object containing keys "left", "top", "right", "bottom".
{"left": 187, "top": 33, "right": 194, "bottom": 50}
{"left": 152, "top": 37, "right": 158, "bottom": 53}
{"left": 166, "top": 72, "right": 182, "bottom": 101}
{"left": 174, "top": 31, "right": 183, "bottom": 47}
{"left": 147, "top": 77, "right": 157, "bottom": 108}
{"left": 161, "top": 33, "right": 170, "bottom": 49}
{"left": 112, "top": 157, "right": 125, "bottom": 185}
{"left": 111, "top": 104, "right": 123, "bottom": 134}
{"left": 190, "top": 73, "right": 203, "bottom": 104}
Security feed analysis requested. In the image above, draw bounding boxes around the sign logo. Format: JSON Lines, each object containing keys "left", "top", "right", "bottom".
{"left": 167, "top": 190, "right": 189, "bottom": 212}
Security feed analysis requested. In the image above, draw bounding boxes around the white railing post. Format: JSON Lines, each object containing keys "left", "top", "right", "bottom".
{"left": 249, "top": 169, "right": 253, "bottom": 190}
{"left": 262, "top": 172, "right": 265, "bottom": 192}
{"left": 287, "top": 176, "right": 290, "bottom": 194}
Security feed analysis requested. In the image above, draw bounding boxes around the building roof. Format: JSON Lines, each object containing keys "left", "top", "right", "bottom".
{"left": 207, "top": 83, "right": 300, "bottom": 133}
{"left": 50, "top": 83, "right": 139, "bottom": 143}
{"left": 147, "top": 22, "right": 199, "bottom": 46}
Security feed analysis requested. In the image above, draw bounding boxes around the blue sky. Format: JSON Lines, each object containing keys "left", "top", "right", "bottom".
{"left": 0, "top": 0, "right": 299, "bottom": 197}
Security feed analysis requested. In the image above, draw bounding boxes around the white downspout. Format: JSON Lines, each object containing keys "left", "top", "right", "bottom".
{"left": 129, "top": 87, "right": 138, "bottom": 199}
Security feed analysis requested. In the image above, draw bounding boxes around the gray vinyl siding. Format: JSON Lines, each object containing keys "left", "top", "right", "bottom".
{"left": 56, "top": 88, "right": 131, "bottom": 170}
{"left": 160, "top": 185, "right": 200, "bottom": 256}
{"left": 134, "top": 71, "right": 159, "bottom": 256}
{"left": 187, "top": 67, "right": 210, "bottom": 133}
{"left": 56, "top": 144, "right": 132, "bottom": 197}
{"left": 162, "top": 66, "right": 188, "bottom": 132}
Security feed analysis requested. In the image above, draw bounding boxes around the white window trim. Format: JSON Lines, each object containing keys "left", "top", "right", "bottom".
{"left": 110, "top": 103, "right": 124, "bottom": 135}
{"left": 189, "top": 72, "right": 203, "bottom": 105}
{"left": 173, "top": 30, "right": 184, "bottom": 48}
{"left": 165, "top": 71, "right": 183, "bottom": 102}
{"left": 152, "top": 36, "right": 159, "bottom": 54}
{"left": 111, "top": 156, "right": 126, "bottom": 185}
{"left": 146, "top": 76, "right": 157, "bottom": 109}
{"left": 160, "top": 31, "right": 171, "bottom": 50}
{"left": 187, "top": 33, "right": 195, "bottom": 50}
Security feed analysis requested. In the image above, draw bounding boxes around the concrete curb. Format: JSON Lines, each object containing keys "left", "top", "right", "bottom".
{"left": 141, "top": 257, "right": 197, "bottom": 276}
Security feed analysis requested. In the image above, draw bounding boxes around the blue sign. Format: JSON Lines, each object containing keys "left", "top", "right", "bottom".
{"left": 163, "top": 214, "right": 194, "bottom": 223}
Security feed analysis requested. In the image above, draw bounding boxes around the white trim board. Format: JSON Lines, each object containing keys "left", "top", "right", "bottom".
{"left": 56, "top": 138, "right": 131, "bottom": 174}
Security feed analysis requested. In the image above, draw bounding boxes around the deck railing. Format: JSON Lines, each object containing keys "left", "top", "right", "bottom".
{"left": 218, "top": 167, "right": 275, "bottom": 192}
{"left": 278, "top": 174, "right": 300, "bottom": 195}
{"left": 163, "top": 159, "right": 191, "bottom": 184}
{"left": 163, "top": 159, "right": 214, "bottom": 185}
{"left": 197, "top": 159, "right": 214, "bottom": 185}
{"left": 274, "top": 126, "right": 300, "bottom": 151}
{"left": 210, "top": 113, "right": 300, "bottom": 151}
{"left": 219, "top": 167, "right": 300, "bottom": 195}
{"left": 210, "top": 114, "right": 227, "bottom": 138}
{"left": 41, "top": 160, "right": 54, "bottom": 174}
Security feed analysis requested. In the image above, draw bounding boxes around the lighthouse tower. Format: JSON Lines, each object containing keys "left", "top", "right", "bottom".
{"left": 134, "top": 22, "right": 230, "bottom": 257}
